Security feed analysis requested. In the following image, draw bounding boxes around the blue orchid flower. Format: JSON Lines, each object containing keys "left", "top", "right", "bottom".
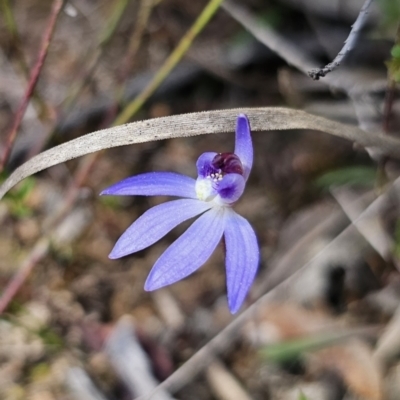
{"left": 101, "top": 114, "right": 259, "bottom": 313}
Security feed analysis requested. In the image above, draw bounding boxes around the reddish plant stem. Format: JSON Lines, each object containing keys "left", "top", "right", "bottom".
{"left": 45, "top": 153, "right": 99, "bottom": 230}
{"left": 0, "top": 238, "right": 49, "bottom": 314}
{"left": 0, "top": 154, "right": 97, "bottom": 315}
{"left": 0, "top": 0, "right": 65, "bottom": 172}
{"left": 0, "top": 75, "right": 115, "bottom": 315}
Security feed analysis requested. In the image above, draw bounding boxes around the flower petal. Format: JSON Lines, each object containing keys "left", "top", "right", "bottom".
{"left": 216, "top": 173, "right": 245, "bottom": 204}
{"left": 100, "top": 172, "right": 197, "bottom": 198}
{"left": 224, "top": 210, "right": 259, "bottom": 314}
{"left": 109, "top": 199, "right": 211, "bottom": 259}
{"left": 234, "top": 114, "right": 253, "bottom": 180}
{"left": 144, "top": 208, "right": 226, "bottom": 290}
{"left": 196, "top": 152, "right": 218, "bottom": 178}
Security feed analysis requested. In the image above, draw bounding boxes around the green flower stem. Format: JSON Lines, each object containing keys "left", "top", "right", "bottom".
{"left": 100, "top": 0, "right": 131, "bottom": 47}
{"left": 1, "top": 0, "right": 49, "bottom": 118}
{"left": 114, "top": 0, "right": 225, "bottom": 126}
{"left": 62, "top": 0, "right": 131, "bottom": 111}
{"left": 1, "top": 0, "right": 18, "bottom": 38}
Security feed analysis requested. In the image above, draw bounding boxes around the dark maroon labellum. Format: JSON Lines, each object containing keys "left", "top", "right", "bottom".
{"left": 212, "top": 153, "right": 243, "bottom": 175}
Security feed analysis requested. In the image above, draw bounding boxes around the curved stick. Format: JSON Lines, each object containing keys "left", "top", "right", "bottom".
{"left": 1, "top": 107, "right": 399, "bottom": 200}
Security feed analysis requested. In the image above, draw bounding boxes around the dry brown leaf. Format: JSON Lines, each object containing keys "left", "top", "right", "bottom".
{"left": 374, "top": 306, "right": 400, "bottom": 367}
{"left": 206, "top": 360, "right": 252, "bottom": 400}
{"left": 243, "top": 303, "right": 335, "bottom": 346}
{"left": 310, "top": 340, "right": 383, "bottom": 400}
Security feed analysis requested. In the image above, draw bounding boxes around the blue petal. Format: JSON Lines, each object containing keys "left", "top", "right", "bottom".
{"left": 216, "top": 173, "right": 245, "bottom": 204}
{"left": 144, "top": 208, "right": 226, "bottom": 290}
{"left": 234, "top": 114, "right": 253, "bottom": 181}
{"left": 196, "top": 152, "right": 218, "bottom": 178}
{"left": 100, "top": 172, "right": 197, "bottom": 198}
{"left": 109, "top": 199, "right": 211, "bottom": 259}
{"left": 224, "top": 210, "right": 259, "bottom": 314}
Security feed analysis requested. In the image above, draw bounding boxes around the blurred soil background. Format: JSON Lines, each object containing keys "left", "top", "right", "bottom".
{"left": 1, "top": 0, "right": 400, "bottom": 399}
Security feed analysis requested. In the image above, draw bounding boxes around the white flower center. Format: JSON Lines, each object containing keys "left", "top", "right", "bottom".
{"left": 195, "top": 170, "right": 234, "bottom": 207}
{"left": 195, "top": 178, "right": 215, "bottom": 201}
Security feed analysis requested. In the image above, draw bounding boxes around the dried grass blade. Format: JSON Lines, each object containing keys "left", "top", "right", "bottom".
{"left": 1, "top": 107, "right": 400, "bottom": 200}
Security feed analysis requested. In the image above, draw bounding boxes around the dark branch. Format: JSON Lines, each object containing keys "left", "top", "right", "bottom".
{"left": 308, "top": 0, "right": 374, "bottom": 80}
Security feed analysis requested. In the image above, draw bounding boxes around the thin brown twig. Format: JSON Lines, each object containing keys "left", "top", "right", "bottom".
{"left": 0, "top": 153, "right": 97, "bottom": 315}
{"left": 0, "top": 238, "right": 49, "bottom": 314}
{"left": 61, "top": 0, "right": 131, "bottom": 112}
{"left": 51, "top": 0, "right": 188, "bottom": 225}
{"left": 308, "top": 0, "right": 374, "bottom": 80}
{"left": 0, "top": 0, "right": 65, "bottom": 172}
{"left": 2, "top": 0, "right": 30, "bottom": 78}
{"left": 330, "top": 187, "right": 393, "bottom": 261}
{"left": 21, "top": 0, "right": 132, "bottom": 186}
{"left": 1, "top": 0, "right": 51, "bottom": 119}
{"left": 136, "top": 176, "right": 400, "bottom": 399}
{"left": 0, "top": 0, "right": 149, "bottom": 310}
{"left": 106, "top": 0, "right": 159, "bottom": 126}
{"left": 49, "top": 0, "right": 161, "bottom": 226}
{"left": 0, "top": 0, "right": 218, "bottom": 313}
{"left": 222, "top": 0, "right": 381, "bottom": 95}
{"left": 0, "top": 149, "right": 98, "bottom": 315}
{"left": 44, "top": 153, "right": 99, "bottom": 230}
{"left": 118, "top": 0, "right": 157, "bottom": 84}
{"left": 0, "top": 0, "right": 149, "bottom": 314}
